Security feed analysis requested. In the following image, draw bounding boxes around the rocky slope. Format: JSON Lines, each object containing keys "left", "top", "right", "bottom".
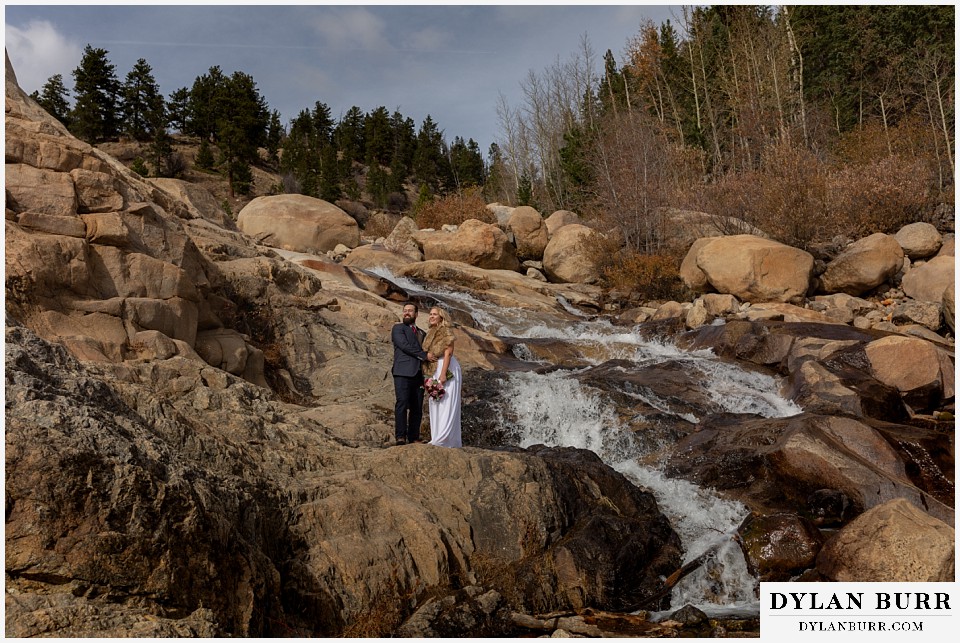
{"left": 5, "top": 55, "right": 686, "bottom": 637}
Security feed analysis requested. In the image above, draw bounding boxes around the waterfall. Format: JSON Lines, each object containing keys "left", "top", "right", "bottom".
{"left": 371, "top": 267, "right": 802, "bottom": 615}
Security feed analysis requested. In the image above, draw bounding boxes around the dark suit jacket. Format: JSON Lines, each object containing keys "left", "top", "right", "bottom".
{"left": 391, "top": 322, "right": 427, "bottom": 377}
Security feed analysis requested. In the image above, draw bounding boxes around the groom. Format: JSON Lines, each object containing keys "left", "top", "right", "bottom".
{"left": 391, "top": 302, "right": 430, "bottom": 445}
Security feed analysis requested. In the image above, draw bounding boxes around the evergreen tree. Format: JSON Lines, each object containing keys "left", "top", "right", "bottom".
{"left": 166, "top": 87, "right": 191, "bottom": 134}
{"left": 216, "top": 71, "right": 270, "bottom": 196}
{"left": 335, "top": 106, "right": 366, "bottom": 166}
{"left": 558, "top": 125, "right": 593, "bottom": 209}
{"left": 312, "top": 101, "right": 335, "bottom": 145}
{"left": 186, "top": 67, "right": 269, "bottom": 195}
{"left": 121, "top": 58, "right": 165, "bottom": 141}
{"left": 196, "top": 138, "right": 215, "bottom": 169}
{"left": 281, "top": 109, "right": 318, "bottom": 195}
{"left": 69, "top": 45, "right": 121, "bottom": 143}
{"left": 516, "top": 171, "right": 535, "bottom": 207}
{"left": 266, "top": 109, "right": 283, "bottom": 165}
{"left": 413, "top": 115, "right": 452, "bottom": 192}
{"left": 389, "top": 111, "right": 417, "bottom": 183}
{"left": 448, "top": 136, "right": 485, "bottom": 189}
{"left": 31, "top": 74, "right": 71, "bottom": 126}
{"left": 186, "top": 65, "right": 227, "bottom": 141}
{"left": 318, "top": 143, "right": 342, "bottom": 202}
{"left": 364, "top": 106, "right": 393, "bottom": 166}
{"left": 367, "top": 161, "right": 389, "bottom": 207}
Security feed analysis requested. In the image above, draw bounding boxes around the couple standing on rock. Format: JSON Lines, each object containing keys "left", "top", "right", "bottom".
{"left": 391, "top": 302, "right": 462, "bottom": 447}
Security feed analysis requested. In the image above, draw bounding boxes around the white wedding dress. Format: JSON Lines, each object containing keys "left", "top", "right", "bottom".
{"left": 428, "top": 353, "right": 462, "bottom": 448}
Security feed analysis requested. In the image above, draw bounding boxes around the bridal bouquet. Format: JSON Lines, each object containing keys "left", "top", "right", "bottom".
{"left": 423, "top": 371, "right": 453, "bottom": 401}
{"left": 424, "top": 377, "right": 445, "bottom": 400}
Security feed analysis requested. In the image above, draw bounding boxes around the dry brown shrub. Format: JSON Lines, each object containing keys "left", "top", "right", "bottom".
{"left": 696, "top": 141, "right": 835, "bottom": 249}
{"left": 414, "top": 187, "right": 497, "bottom": 230}
{"left": 580, "top": 232, "right": 688, "bottom": 300}
{"left": 825, "top": 155, "right": 932, "bottom": 236}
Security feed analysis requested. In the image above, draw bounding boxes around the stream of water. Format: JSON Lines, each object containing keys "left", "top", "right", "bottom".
{"left": 373, "top": 268, "right": 802, "bottom": 617}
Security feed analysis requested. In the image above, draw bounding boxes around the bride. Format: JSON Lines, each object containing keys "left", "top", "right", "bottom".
{"left": 421, "top": 306, "right": 462, "bottom": 448}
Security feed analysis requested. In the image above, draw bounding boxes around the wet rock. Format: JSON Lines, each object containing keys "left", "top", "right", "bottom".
{"left": 668, "top": 603, "right": 709, "bottom": 626}
{"left": 737, "top": 512, "right": 824, "bottom": 581}
{"left": 806, "top": 489, "right": 854, "bottom": 526}
{"left": 664, "top": 413, "right": 954, "bottom": 526}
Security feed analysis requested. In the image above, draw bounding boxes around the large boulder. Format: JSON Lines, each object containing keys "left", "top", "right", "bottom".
{"left": 506, "top": 206, "right": 549, "bottom": 260}
{"left": 542, "top": 224, "right": 602, "bottom": 284}
{"left": 236, "top": 195, "right": 360, "bottom": 254}
{"left": 679, "top": 237, "right": 719, "bottom": 293}
{"left": 420, "top": 219, "right": 520, "bottom": 271}
{"left": 485, "top": 203, "right": 515, "bottom": 227}
{"left": 816, "top": 499, "right": 954, "bottom": 582}
{"left": 691, "top": 235, "right": 813, "bottom": 303}
{"left": 819, "top": 233, "right": 904, "bottom": 296}
{"left": 544, "top": 210, "right": 580, "bottom": 237}
{"left": 863, "top": 336, "right": 954, "bottom": 409}
{"left": 901, "top": 255, "right": 955, "bottom": 303}
{"left": 659, "top": 208, "right": 766, "bottom": 251}
{"left": 895, "top": 221, "right": 942, "bottom": 259}
{"left": 381, "top": 215, "right": 424, "bottom": 262}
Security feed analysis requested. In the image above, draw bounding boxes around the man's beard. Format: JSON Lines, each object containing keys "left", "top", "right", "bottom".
{"left": 403, "top": 316, "right": 415, "bottom": 325}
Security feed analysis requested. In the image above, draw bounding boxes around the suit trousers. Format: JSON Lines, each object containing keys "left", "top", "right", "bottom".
{"left": 394, "top": 374, "right": 424, "bottom": 442}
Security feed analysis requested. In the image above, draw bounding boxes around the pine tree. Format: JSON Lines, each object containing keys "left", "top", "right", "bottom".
{"left": 448, "top": 136, "right": 485, "bottom": 189}
{"left": 69, "top": 45, "right": 121, "bottom": 143}
{"left": 31, "top": 74, "right": 71, "bottom": 125}
{"left": 364, "top": 106, "right": 393, "bottom": 166}
{"left": 186, "top": 67, "right": 269, "bottom": 196}
{"left": 166, "top": 87, "right": 191, "bottom": 134}
{"left": 121, "top": 58, "right": 164, "bottom": 141}
{"left": 335, "top": 106, "right": 366, "bottom": 175}
{"left": 413, "top": 115, "right": 452, "bottom": 193}
{"left": 266, "top": 109, "right": 283, "bottom": 166}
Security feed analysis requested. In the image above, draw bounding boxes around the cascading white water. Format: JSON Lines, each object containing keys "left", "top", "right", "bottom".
{"left": 370, "top": 267, "right": 801, "bottom": 615}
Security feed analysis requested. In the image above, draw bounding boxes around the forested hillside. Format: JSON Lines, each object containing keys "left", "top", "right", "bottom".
{"left": 31, "top": 5, "right": 954, "bottom": 288}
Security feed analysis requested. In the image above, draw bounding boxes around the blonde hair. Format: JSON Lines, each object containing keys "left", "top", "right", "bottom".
{"left": 430, "top": 307, "right": 451, "bottom": 328}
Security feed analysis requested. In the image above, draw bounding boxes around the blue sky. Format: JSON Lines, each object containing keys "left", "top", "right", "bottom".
{"left": 4, "top": 3, "right": 677, "bottom": 152}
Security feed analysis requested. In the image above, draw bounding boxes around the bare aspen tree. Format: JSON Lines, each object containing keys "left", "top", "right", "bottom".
{"left": 781, "top": 6, "right": 808, "bottom": 146}
{"left": 494, "top": 34, "right": 599, "bottom": 211}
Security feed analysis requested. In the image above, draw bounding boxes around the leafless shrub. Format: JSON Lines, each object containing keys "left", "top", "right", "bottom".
{"left": 414, "top": 187, "right": 496, "bottom": 230}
